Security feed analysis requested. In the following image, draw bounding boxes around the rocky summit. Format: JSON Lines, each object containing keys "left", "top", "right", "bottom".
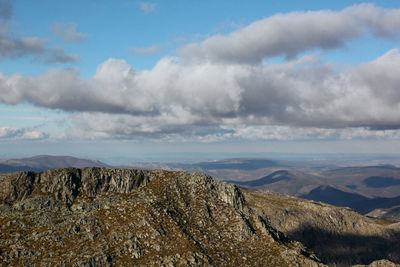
{"left": 0, "top": 168, "right": 400, "bottom": 266}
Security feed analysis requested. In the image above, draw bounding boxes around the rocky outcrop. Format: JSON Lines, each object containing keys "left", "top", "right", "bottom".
{"left": 0, "top": 168, "right": 157, "bottom": 207}
{"left": 0, "top": 167, "right": 399, "bottom": 266}
{"left": 0, "top": 171, "right": 37, "bottom": 204}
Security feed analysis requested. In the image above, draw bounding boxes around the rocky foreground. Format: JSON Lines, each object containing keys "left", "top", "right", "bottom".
{"left": 0, "top": 168, "right": 400, "bottom": 266}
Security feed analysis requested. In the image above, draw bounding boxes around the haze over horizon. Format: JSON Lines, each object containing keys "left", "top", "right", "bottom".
{"left": 1, "top": 0, "right": 400, "bottom": 161}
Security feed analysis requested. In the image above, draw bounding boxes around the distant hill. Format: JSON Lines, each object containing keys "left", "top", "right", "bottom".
{"left": 225, "top": 168, "right": 400, "bottom": 218}
{"left": 225, "top": 169, "right": 325, "bottom": 196}
{"left": 299, "top": 185, "right": 372, "bottom": 209}
{"left": 123, "top": 158, "right": 291, "bottom": 177}
{"left": 195, "top": 158, "right": 286, "bottom": 170}
{"left": 0, "top": 155, "right": 110, "bottom": 172}
{"left": 226, "top": 170, "right": 292, "bottom": 186}
{"left": 319, "top": 166, "right": 400, "bottom": 198}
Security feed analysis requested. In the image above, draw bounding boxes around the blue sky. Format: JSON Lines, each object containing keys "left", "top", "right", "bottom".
{"left": 1, "top": 0, "right": 400, "bottom": 163}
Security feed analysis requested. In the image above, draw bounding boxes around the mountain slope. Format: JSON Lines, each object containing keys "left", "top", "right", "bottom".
{"left": 299, "top": 185, "right": 371, "bottom": 208}
{"left": 226, "top": 170, "right": 292, "bottom": 186}
{"left": 225, "top": 169, "right": 400, "bottom": 219}
{"left": 299, "top": 185, "right": 400, "bottom": 215}
{"left": 1, "top": 168, "right": 399, "bottom": 266}
{"left": 245, "top": 189, "right": 400, "bottom": 266}
{"left": 0, "top": 167, "right": 322, "bottom": 266}
{"left": 367, "top": 206, "right": 400, "bottom": 222}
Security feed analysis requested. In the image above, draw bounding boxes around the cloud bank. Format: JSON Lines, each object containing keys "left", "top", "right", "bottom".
{"left": 182, "top": 4, "right": 400, "bottom": 64}
{"left": 1, "top": 4, "right": 400, "bottom": 140}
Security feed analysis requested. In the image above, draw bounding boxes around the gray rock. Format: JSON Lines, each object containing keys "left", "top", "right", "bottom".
{"left": 0, "top": 167, "right": 399, "bottom": 266}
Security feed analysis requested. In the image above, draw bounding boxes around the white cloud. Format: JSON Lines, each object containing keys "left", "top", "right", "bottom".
{"left": 0, "top": 127, "right": 47, "bottom": 140}
{"left": 181, "top": 4, "right": 400, "bottom": 64}
{"left": 0, "top": 127, "right": 23, "bottom": 138}
{"left": 2, "top": 49, "right": 400, "bottom": 140}
{"left": 20, "top": 130, "right": 47, "bottom": 140}
{"left": 139, "top": 2, "right": 157, "bottom": 13}
{"left": 1, "top": 4, "right": 400, "bottom": 141}
{"left": 230, "top": 126, "right": 400, "bottom": 141}
{"left": 50, "top": 22, "right": 88, "bottom": 43}
{"left": 131, "top": 45, "right": 159, "bottom": 55}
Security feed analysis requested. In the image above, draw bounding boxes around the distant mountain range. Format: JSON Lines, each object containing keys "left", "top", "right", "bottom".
{"left": 3, "top": 155, "right": 400, "bottom": 221}
{"left": 0, "top": 155, "right": 110, "bottom": 172}
{"left": 225, "top": 169, "right": 325, "bottom": 196}
{"left": 223, "top": 166, "right": 400, "bottom": 221}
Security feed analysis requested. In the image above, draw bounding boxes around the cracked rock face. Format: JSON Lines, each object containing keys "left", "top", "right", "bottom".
{"left": 0, "top": 167, "right": 399, "bottom": 266}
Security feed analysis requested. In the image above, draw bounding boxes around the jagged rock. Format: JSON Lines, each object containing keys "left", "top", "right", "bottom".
{"left": 0, "top": 171, "right": 36, "bottom": 204}
{"left": 0, "top": 167, "right": 399, "bottom": 266}
{"left": 81, "top": 167, "right": 152, "bottom": 196}
{"left": 40, "top": 168, "right": 81, "bottom": 206}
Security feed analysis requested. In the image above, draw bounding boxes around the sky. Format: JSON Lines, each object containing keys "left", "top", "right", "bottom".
{"left": 1, "top": 0, "right": 400, "bottom": 164}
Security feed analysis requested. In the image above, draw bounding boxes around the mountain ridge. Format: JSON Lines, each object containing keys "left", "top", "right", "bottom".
{"left": 4, "top": 155, "right": 400, "bottom": 224}
{"left": 1, "top": 167, "right": 400, "bottom": 266}
{"left": 0, "top": 155, "right": 110, "bottom": 172}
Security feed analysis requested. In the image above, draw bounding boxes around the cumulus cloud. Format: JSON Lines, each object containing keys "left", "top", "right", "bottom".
{"left": 131, "top": 45, "right": 159, "bottom": 55}
{"left": 50, "top": 22, "right": 88, "bottom": 43}
{"left": 0, "top": 1, "right": 79, "bottom": 63}
{"left": 182, "top": 3, "right": 400, "bottom": 64}
{"left": 139, "top": 2, "right": 157, "bottom": 13}
{"left": 0, "top": 127, "right": 47, "bottom": 140}
{"left": 1, "top": 4, "right": 400, "bottom": 140}
{"left": 2, "top": 49, "right": 400, "bottom": 140}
